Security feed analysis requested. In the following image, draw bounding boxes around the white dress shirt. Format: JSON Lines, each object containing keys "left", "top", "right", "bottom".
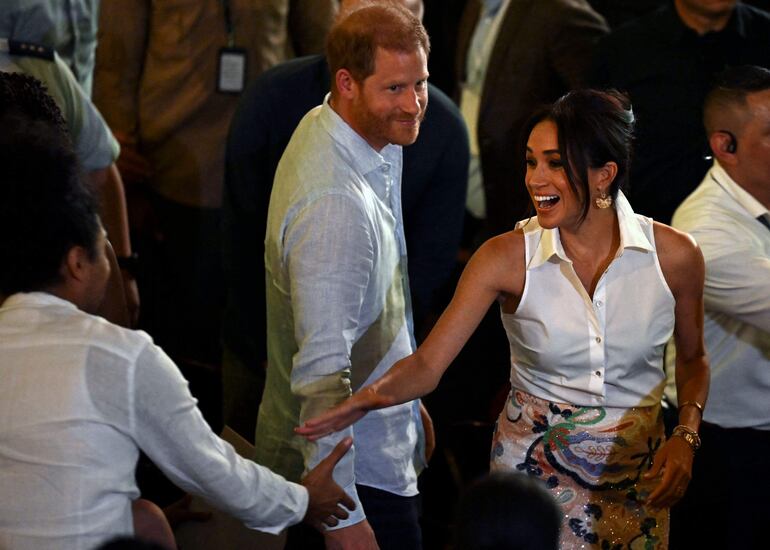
{"left": 256, "top": 97, "right": 422, "bottom": 530}
{"left": 0, "top": 292, "right": 307, "bottom": 550}
{"left": 670, "top": 161, "right": 770, "bottom": 429}
{"left": 504, "top": 192, "right": 675, "bottom": 407}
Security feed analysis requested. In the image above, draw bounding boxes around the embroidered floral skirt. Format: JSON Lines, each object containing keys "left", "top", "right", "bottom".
{"left": 491, "top": 388, "right": 668, "bottom": 549}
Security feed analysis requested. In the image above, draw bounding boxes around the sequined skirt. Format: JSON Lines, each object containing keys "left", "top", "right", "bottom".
{"left": 491, "top": 389, "right": 668, "bottom": 549}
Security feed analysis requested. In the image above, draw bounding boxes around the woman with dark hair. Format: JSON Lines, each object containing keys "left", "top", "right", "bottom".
{"left": 297, "top": 90, "right": 709, "bottom": 548}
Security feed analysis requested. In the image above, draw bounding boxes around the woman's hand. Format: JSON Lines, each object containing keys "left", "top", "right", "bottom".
{"left": 643, "top": 435, "right": 694, "bottom": 509}
{"left": 295, "top": 386, "right": 391, "bottom": 441}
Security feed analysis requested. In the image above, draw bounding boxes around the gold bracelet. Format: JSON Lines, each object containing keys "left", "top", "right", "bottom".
{"left": 672, "top": 424, "right": 701, "bottom": 452}
{"left": 677, "top": 400, "right": 703, "bottom": 415}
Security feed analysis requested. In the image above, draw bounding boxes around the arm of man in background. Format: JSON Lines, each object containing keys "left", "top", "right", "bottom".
{"left": 93, "top": 0, "right": 149, "bottom": 180}
{"left": 94, "top": 0, "right": 154, "bottom": 325}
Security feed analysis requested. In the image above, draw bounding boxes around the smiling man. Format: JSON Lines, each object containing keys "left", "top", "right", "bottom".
{"left": 255, "top": 4, "right": 430, "bottom": 549}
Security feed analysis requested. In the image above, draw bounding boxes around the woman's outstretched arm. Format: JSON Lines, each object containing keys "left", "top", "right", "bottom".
{"left": 296, "top": 231, "right": 525, "bottom": 440}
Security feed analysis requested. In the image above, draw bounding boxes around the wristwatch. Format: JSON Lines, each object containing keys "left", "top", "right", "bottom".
{"left": 672, "top": 424, "right": 701, "bottom": 451}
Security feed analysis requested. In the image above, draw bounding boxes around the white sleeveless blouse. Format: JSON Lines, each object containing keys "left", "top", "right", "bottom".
{"left": 503, "top": 192, "right": 675, "bottom": 408}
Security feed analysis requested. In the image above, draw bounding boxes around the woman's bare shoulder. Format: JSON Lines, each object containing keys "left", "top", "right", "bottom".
{"left": 470, "top": 229, "right": 527, "bottom": 298}
{"left": 653, "top": 221, "right": 704, "bottom": 292}
{"left": 653, "top": 221, "right": 700, "bottom": 263}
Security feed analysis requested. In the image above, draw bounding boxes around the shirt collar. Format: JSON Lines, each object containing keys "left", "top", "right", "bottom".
{"left": 1, "top": 291, "right": 77, "bottom": 311}
{"left": 319, "top": 93, "right": 399, "bottom": 176}
{"left": 528, "top": 191, "right": 654, "bottom": 269}
{"left": 709, "top": 160, "right": 770, "bottom": 220}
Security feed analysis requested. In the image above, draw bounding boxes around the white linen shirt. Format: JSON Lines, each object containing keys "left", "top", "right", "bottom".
{"left": 670, "top": 161, "right": 770, "bottom": 429}
{"left": 256, "top": 96, "right": 422, "bottom": 530}
{"left": 504, "top": 192, "right": 676, "bottom": 407}
{"left": 0, "top": 292, "right": 307, "bottom": 550}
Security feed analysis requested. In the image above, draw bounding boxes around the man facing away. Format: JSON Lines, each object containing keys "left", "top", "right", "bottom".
{"left": 668, "top": 65, "right": 770, "bottom": 549}
{"left": 0, "top": 105, "right": 353, "bottom": 550}
{"left": 255, "top": 4, "right": 430, "bottom": 549}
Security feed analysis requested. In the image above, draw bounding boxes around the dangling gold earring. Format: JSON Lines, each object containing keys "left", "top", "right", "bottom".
{"left": 595, "top": 189, "right": 613, "bottom": 209}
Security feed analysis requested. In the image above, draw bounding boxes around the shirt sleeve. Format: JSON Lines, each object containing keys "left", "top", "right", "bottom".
{"left": 131, "top": 343, "right": 308, "bottom": 533}
{"left": 17, "top": 53, "right": 119, "bottom": 171}
{"left": 283, "top": 192, "right": 374, "bottom": 528}
{"left": 690, "top": 224, "right": 770, "bottom": 333}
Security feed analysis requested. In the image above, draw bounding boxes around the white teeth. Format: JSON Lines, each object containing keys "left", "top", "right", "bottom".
{"left": 534, "top": 194, "right": 558, "bottom": 201}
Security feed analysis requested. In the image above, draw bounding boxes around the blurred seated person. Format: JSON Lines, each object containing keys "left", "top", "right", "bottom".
{"left": 0, "top": 106, "right": 353, "bottom": 550}
{"left": 0, "top": 43, "right": 138, "bottom": 323}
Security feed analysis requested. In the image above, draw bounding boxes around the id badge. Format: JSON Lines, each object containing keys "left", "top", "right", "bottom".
{"left": 217, "top": 47, "right": 247, "bottom": 93}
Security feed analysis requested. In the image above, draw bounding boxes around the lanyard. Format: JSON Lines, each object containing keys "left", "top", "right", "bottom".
{"left": 220, "top": 0, "right": 235, "bottom": 47}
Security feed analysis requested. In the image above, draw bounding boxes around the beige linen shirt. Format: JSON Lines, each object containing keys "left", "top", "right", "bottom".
{"left": 93, "top": 0, "right": 335, "bottom": 208}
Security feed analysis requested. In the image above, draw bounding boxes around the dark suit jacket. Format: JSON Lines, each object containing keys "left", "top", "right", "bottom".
{"left": 222, "top": 54, "right": 469, "bottom": 370}
{"left": 457, "top": 0, "right": 607, "bottom": 235}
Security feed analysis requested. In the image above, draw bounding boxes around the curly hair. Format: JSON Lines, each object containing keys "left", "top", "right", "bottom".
{"left": 0, "top": 71, "right": 68, "bottom": 136}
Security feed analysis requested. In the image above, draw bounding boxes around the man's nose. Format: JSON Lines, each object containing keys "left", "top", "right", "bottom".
{"left": 400, "top": 88, "right": 421, "bottom": 115}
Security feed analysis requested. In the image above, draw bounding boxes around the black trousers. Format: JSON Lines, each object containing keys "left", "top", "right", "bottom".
{"left": 285, "top": 484, "right": 422, "bottom": 550}
{"left": 670, "top": 422, "right": 770, "bottom": 549}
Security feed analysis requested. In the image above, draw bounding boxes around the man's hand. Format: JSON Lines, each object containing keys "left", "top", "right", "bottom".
{"left": 301, "top": 437, "right": 357, "bottom": 528}
{"left": 114, "top": 131, "right": 153, "bottom": 187}
{"left": 324, "top": 520, "right": 379, "bottom": 550}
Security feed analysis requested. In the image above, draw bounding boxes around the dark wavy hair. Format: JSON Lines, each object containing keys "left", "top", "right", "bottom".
{"left": 0, "top": 81, "right": 99, "bottom": 294}
{"left": 522, "top": 89, "right": 635, "bottom": 223}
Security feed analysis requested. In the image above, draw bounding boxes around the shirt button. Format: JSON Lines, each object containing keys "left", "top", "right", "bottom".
{"left": 595, "top": 371, "right": 602, "bottom": 377}
{"left": 595, "top": 336, "right": 602, "bottom": 344}
{"left": 595, "top": 300, "right": 603, "bottom": 307}
{"left": 382, "top": 165, "right": 390, "bottom": 172}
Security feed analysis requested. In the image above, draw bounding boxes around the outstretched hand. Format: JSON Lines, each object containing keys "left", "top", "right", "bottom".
{"left": 643, "top": 435, "right": 693, "bottom": 509}
{"left": 301, "top": 437, "right": 357, "bottom": 528}
{"left": 295, "top": 387, "right": 390, "bottom": 441}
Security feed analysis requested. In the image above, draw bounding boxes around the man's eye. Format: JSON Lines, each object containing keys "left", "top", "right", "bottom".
{"left": 389, "top": 85, "right": 400, "bottom": 92}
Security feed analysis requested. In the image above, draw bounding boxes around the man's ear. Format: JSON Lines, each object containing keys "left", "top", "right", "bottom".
{"left": 710, "top": 131, "right": 738, "bottom": 165}
{"left": 335, "top": 68, "right": 359, "bottom": 100}
{"left": 62, "top": 246, "right": 91, "bottom": 283}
